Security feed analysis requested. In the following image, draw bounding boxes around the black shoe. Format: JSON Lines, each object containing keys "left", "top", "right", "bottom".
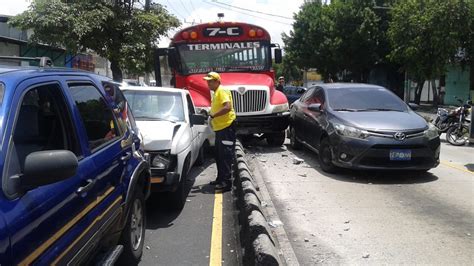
{"left": 209, "top": 180, "right": 219, "bottom": 185}
{"left": 215, "top": 182, "right": 231, "bottom": 191}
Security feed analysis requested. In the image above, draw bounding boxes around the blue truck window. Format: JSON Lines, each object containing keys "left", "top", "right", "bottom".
{"left": 68, "top": 83, "right": 120, "bottom": 151}
{"left": 12, "top": 83, "right": 79, "bottom": 170}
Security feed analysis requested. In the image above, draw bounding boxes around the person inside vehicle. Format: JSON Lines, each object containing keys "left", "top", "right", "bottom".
{"left": 276, "top": 76, "right": 285, "bottom": 92}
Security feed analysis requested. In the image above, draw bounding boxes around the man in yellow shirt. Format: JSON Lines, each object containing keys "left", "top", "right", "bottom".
{"left": 203, "top": 72, "right": 236, "bottom": 191}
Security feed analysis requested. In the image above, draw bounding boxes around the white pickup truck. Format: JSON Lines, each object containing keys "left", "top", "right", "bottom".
{"left": 121, "top": 86, "right": 213, "bottom": 209}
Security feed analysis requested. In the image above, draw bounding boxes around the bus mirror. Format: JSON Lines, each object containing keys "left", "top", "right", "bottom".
{"left": 168, "top": 48, "right": 178, "bottom": 69}
{"left": 274, "top": 48, "right": 282, "bottom": 64}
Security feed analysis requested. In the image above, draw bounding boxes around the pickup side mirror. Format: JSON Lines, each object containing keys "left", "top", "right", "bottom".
{"left": 190, "top": 114, "right": 206, "bottom": 126}
{"left": 21, "top": 150, "right": 78, "bottom": 191}
{"left": 274, "top": 48, "right": 282, "bottom": 64}
{"left": 408, "top": 103, "right": 419, "bottom": 110}
{"left": 308, "top": 103, "right": 322, "bottom": 112}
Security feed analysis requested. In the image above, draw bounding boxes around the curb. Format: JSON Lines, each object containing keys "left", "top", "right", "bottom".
{"left": 233, "top": 141, "right": 283, "bottom": 266}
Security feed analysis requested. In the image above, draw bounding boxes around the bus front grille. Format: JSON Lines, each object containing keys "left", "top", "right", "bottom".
{"left": 231, "top": 90, "right": 267, "bottom": 113}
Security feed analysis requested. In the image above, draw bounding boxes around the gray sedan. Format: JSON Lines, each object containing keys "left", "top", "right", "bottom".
{"left": 289, "top": 83, "right": 440, "bottom": 172}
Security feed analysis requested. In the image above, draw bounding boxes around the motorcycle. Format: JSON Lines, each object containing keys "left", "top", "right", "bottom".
{"left": 445, "top": 98, "right": 472, "bottom": 146}
{"left": 434, "top": 97, "right": 469, "bottom": 133}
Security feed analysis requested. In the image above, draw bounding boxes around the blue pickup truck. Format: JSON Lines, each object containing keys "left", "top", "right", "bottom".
{"left": 0, "top": 62, "right": 150, "bottom": 265}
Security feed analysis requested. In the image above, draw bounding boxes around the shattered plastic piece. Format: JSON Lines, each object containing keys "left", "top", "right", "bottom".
{"left": 282, "top": 153, "right": 288, "bottom": 157}
{"left": 299, "top": 173, "right": 307, "bottom": 177}
{"left": 230, "top": 250, "right": 234, "bottom": 253}
{"left": 362, "top": 253, "right": 370, "bottom": 258}
{"left": 268, "top": 220, "right": 284, "bottom": 228}
{"left": 467, "top": 233, "right": 471, "bottom": 236}
{"left": 186, "top": 199, "right": 191, "bottom": 202}
{"left": 261, "top": 201, "right": 268, "bottom": 207}
{"left": 293, "top": 157, "right": 304, "bottom": 164}
{"left": 344, "top": 228, "right": 350, "bottom": 231}
{"left": 260, "top": 159, "right": 267, "bottom": 163}
{"left": 344, "top": 220, "right": 351, "bottom": 224}
{"left": 146, "top": 246, "right": 151, "bottom": 250}
{"left": 304, "top": 238, "right": 309, "bottom": 242}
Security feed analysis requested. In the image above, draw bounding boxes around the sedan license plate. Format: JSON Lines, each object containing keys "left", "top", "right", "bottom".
{"left": 389, "top": 149, "right": 411, "bottom": 161}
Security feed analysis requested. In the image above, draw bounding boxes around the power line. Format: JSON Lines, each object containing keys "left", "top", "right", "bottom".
{"left": 179, "top": 0, "right": 192, "bottom": 17}
{"left": 165, "top": 0, "right": 186, "bottom": 19}
{"left": 201, "top": 0, "right": 292, "bottom": 26}
{"left": 211, "top": 0, "right": 293, "bottom": 20}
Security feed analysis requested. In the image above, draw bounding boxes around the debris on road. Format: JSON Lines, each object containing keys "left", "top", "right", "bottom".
{"left": 281, "top": 153, "right": 289, "bottom": 157}
{"left": 268, "top": 220, "right": 283, "bottom": 228}
{"left": 298, "top": 173, "right": 307, "bottom": 177}
{"left": 344, "top": 220, "right": 351, "bottom": 224}
{"left": 362, "top": 253, "right": 370, "bottom": 258}
{"left": 260, "top": 159, "right": 267, "bottom": 163}
{"left": 146, "top": 246, "right": 151, "bottom": 250}
{"left": 344, "top": 228, "right": 350, "bottom": 231}
{"left": 304, "top": 238, "right": 309, "bottom": 242}
{"left": 293, "top": 157, "right": 304, "bottom": 164}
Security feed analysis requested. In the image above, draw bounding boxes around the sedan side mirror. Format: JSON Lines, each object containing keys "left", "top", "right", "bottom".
{"left": 308, "top": 103, "right": 322, "bottom": 112}
{"left": 408, "top": 103, "right": 419, "bottom": 110}
{"left": 190, "top": 114, "right": 206, "bottom": 126}
{"left": 21, "top": 150, "right": 78, "bottom": 191}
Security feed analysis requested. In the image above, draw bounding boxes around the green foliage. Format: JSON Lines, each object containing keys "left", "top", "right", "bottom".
{"left": 388, "top": 0, "right": 470, "bottom": 81}
{"left": 273, "top": 56, "right": 303, "bottom": 84}
{"left": 284, "top": 0, "right": 387, "bottom": 82}
{"left": 10, "top": 0, "right": 180, "bottom": 80}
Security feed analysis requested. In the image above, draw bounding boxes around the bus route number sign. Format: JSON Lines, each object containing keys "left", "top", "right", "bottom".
{"left": 203, "top": 27, "right": 243, "bottom": 37}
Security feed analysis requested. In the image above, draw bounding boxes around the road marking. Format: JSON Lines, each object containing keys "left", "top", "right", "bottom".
{"left": 209, "top": 191, "right": 223, "bottom": 266}
{"left": 441, "top": 160, "right": 474, "bottom": 175}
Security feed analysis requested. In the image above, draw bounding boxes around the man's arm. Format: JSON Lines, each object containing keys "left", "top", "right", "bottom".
{"left": 211, "top": 101, "right": 231, "bottom": 118}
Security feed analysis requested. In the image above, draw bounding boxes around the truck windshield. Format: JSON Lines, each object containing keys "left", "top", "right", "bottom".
{"left": 123, "top": 90, "right": 185, "bottom": 122}
{"left": 176, "top": 41, "right": 271, "bottom": 74}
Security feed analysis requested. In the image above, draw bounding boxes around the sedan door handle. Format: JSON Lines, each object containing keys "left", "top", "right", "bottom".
{"left": 77, "top": 179, "right": 95, "bottom": 194}
{"left": 121, "top": 152, "right": 131, "bottom": 161}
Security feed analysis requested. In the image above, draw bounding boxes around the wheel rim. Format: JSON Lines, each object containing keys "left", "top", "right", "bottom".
{"left": 321, "top": 144, "right": 332, "bottom": 166}
{"left": 130, "top": 198, "right": 144, "bottom": 250}
{"left": 448, "top": 127, "right": 467, "bottom": 144}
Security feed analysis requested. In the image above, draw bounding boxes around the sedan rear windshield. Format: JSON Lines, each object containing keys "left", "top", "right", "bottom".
{"left": 327, "top": 87, "right": 407, "bottom": 112}
{"left": 123, "top": 90, "right": 184, "bottom": 122}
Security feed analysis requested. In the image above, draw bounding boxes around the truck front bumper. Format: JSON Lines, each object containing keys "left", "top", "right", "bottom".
{"left": 234, "top": 112, "right": 290, "bottom": 135}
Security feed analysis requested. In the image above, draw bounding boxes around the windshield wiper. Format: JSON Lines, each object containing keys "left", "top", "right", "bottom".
{"left": 333, "top": 108, "right": 363, "bottom": 112}
{"left": 359, "top": 108, "right": 404, "bottom": 112}
{"left": 136, "top": 116, "right": 176, "bottom": 122}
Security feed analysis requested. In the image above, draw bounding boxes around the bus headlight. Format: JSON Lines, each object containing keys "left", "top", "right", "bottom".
{"left": 272, "top": 103, "right": 289, "bottom": 113}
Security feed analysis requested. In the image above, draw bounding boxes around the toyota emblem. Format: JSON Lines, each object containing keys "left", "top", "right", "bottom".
{"left": 237, "top": 87, "right": 246, "bottom": 95}
{"left": 393, "top": 132, "right": 406, "bottom": 141}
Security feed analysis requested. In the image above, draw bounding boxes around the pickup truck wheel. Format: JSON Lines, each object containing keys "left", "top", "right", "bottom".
{"left": 195, "top": 143, "right": 207, "bottom": 166}
{"left": 169, "top": 159, "right": 189, "bottom": 210}
{"left": 119, "top": 188, "right": 145, "bottom": 265}
{"left": 266, "top": 131, "right": 286, "bottom": 146}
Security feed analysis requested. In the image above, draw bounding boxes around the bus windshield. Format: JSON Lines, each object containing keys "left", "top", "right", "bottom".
{"left": 176, "top": 41, "right": 271, "bottom": 75}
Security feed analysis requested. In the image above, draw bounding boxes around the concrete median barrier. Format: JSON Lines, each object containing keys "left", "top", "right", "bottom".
{"left": 233, "top": 141, "right": 283, "bottom": 265}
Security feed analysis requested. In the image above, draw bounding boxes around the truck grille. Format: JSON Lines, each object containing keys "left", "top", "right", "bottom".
{"left": 231, "top": 90, "right": 267, "bottom": 113}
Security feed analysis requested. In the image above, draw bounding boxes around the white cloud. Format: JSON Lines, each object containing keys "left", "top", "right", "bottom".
{"left": 0, "top": 0, "right": 30, "bottom": 16}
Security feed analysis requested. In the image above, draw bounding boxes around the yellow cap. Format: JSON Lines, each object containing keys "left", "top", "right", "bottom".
{"left": 203, "top": 72, "right": 221, "bottom": 81}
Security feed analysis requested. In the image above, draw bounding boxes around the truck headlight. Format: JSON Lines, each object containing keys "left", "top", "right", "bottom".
{"left": 151, "top": 152, "right": 171, "bottom": 169}
{"left": 272, "top": 103, "right": 289, "bottom": 113}
{"left": 334, "top": 123, "right": 369, "bottom": 140}
{"left": 424, "top": 123, "right": 439, "bottom": 140}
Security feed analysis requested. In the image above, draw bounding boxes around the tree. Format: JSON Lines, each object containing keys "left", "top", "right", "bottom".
{"left": 283, "top": 0, "right": 387, "bottom": 82}
{"left": 10, "top": 0, "right": 179, "bottom": 81}
{"left": 273, "top": 56, "right": 303, "bottom": 85}
{"left": 388, "top": 0, "right": 471, "bottom": 105}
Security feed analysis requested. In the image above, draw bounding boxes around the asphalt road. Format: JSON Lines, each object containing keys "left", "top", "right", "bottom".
{"left": 244, "top": 137, "right": 473, "bottom": 265}
{"left": 139, "top": 157, "right": 241, "bottom": 265}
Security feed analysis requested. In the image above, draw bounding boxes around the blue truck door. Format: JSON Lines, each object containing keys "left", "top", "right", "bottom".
{"left": 0, "top": 78, "right": 101, "bottom": 265}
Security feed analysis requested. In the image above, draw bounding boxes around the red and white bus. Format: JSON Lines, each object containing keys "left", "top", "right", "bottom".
{"left": 155, "top": 21, "right": 289, "bottom": 146}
